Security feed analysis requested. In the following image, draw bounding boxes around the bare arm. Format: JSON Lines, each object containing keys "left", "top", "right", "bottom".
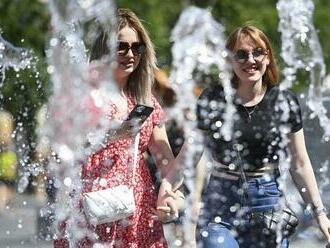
{"left": 148, "top": 123, "right": 185, "bottom": 222}
{"left": 288, "top": 129, "right": 330, "bottom": 240}
{"left": 193, "top": 150, "right": 208, "bottom": 213}
{"left": 185, "top": 149, "right": 208, "bottom": 244}
{"left": 288, "top": 129, "right": 324, "bottom": 208}
{"left": 148, "top": 123, "right": 183, "bottom": 187}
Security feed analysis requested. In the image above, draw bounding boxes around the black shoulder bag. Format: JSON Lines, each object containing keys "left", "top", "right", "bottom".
{"left": 234, "top": 144, "right": 299, "bottom": 238}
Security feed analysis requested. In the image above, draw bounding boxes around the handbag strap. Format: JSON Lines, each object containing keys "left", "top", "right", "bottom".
{"left": 233, "top": 144, "right": 248, "bottom": 185}
{"left": 131, "top": 132, "right": 140, "bottom": 186}
{"left": 233, "top": 144, "right": 249, "bottom": 206}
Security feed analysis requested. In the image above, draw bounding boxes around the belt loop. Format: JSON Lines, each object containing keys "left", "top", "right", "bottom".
{"left": 255, "top": 177, "right": 262, "bottom": 190}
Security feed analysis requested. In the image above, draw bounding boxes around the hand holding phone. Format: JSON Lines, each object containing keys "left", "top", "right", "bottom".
{"left": 126, "top": 104, "right": 154, "bottom": 124}
{"left": 119, "top": 104, "right": 154, "bottom": 138}
{"left": 105, "top": 104, "right": 154, "bottom": 142}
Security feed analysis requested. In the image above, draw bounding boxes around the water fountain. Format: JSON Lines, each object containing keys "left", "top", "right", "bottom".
{"left": 0, "top": 34, "right": 32, "bottom": 87}
{"left": 168, "top": 6, "right": 236, "bottom": 245}
{"left": 277, "top": 0, "right": 330, "bottom": 246}
{"left": 0, "top": 33, "right": 47, "bottom": 196}
{"left": 45, "top": 0, "right": 117, "bottom": 245}
{"left": 1, "top": 0, "right": 330, "bottom": 247}
{"left": 0, "top": 31, "right": 44, "bottom": 247}
{"left": 277, "top": 0, "right": 330, "bottom": 139}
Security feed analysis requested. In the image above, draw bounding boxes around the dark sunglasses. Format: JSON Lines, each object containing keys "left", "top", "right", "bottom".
{"left": 234, "top": 47, "right": 268, "bottom": 64}
{"left": 117, "top": 41, "right": 146, "bottom": 56}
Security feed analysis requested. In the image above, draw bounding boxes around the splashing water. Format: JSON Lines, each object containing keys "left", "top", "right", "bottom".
{"left": 277, "top": 0, "right": 330, "bottom": 191}
{"left": 0, "top": 33, "right": 42, "bottom": 196}
{"left": 0, "top": 34, "right": 33, "bottom": 86}
{"left": 170, "top": 6, "right": 234, "bottom": 141}
{"left": 277, "top": 0, "right": 330, "bottom": 244}
{"left": 0, "top": 34, "right": 34, "bottom": 96}
{"left": 277, "top": 0, "right": 330, "bottom": 139}
{"left": 169, "top": 6, "right": 234, "bottom": 243}
{"left": 44, "top": 0, "right": 117, "bottom": 245}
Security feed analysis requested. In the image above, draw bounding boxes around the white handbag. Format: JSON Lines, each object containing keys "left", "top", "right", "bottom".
{"left": 82, "top": 185, "right": 135, "bottom": 225}
{"left": 82, "top": 133, "right": 140, "bottom": 225}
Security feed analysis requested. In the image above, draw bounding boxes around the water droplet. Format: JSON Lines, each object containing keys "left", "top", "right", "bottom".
{"left": 214, "top": 216, "right": 222, "bottom": 223}
{"left": 63, "top": 177, "right": 72, "bottom": 187}
{"left": 50, "top": 38, "right": 58, "bottom": 47}
{"left": 174, "top": 239, "right": 183, "bottom": 246}
{"left": 99, "top": 178, "right": 107, "bottom": 187}
{"left": 228, "top": 163, "right": 236, "bottom": 170}
{"left": 213, "top": 132, "right": 220, "bottom": 139}
{"left": 47, "top": 65, "right": 55, "bottom": 74}
{"left": 201, "top": 230, "right": 209, "bottom": 237}
{"left": 217, "top": 236, "right": 225, "bottom": 243}
{"left": 215, "top": 121, "right": 222, "bottom": 127}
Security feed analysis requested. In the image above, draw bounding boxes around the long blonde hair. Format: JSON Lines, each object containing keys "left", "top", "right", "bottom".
{"left": 226, "top": 25, "right": 279, "bottom": 88}
{"left": 90, "top": 8, "right": 156, "bottom": 104}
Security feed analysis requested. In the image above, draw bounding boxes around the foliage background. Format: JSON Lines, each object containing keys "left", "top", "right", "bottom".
{"left": 0, "top": 0, "right": 330, "bottom": 152}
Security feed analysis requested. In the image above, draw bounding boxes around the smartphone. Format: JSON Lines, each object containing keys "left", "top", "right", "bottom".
{"left": 126, "top": 104, "right": 154, "bottom": 124}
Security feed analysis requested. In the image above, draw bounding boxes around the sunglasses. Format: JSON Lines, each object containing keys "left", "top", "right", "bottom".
{"left": 117, "top": 41, "right": 146, "bottom": 56}
{"left": 233, "top": 48, "right": 268, "bottom": 64}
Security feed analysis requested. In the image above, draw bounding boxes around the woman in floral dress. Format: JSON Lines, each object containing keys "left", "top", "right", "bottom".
{"left": 54, "top": 8, "right": 183, "bottom": 248}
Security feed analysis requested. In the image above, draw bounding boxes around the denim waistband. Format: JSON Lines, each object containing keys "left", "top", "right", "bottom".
{"left": 199, "top": 174, "right": 282, "bottom": 226}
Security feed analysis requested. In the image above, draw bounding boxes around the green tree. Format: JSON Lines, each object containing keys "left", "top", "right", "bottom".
{"left": 0, "top": 0, "right": 50, "bottom": 159}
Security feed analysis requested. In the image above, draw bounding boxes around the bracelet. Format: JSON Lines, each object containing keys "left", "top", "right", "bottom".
{"left": 313, "top": 206, "right": 328, "bottom": 217}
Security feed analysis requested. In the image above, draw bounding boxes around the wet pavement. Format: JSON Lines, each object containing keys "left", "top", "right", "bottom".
{"left": 0, "top": 193, "right": 52, "bottom": 248}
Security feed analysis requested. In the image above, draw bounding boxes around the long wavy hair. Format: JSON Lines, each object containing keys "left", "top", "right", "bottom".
{"left": 225, "top": 25, "right": 279, "bottom": 88}
{"left": 90, "top": 8, "right": 156, "bottom": 104}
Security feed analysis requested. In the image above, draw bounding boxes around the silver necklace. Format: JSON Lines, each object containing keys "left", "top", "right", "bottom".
{"left": 243, "top": 105, "right": 257, "bottom": 122}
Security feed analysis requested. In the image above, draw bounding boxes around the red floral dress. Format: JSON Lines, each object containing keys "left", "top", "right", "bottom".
{"left": 54, "top": 95, "right": 168, "bottom": 248}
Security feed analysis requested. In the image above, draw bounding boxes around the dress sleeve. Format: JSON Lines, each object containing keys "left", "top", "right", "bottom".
{"left": 151, "top": 95, "right": 166, "bottom": 126}
{"left": 284, "top": 89, "right": 303, "bottom": 133}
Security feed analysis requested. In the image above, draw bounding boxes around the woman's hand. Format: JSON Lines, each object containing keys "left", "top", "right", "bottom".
{"left": 105, "top": 118, "right": 143, "bottom": 143}
{"left": 156, "top": 186, "right": 184, "bottom": 223}
{"left": 156, "top": 190, "right": 179, "bottom": 223}
{"left": 116, "top": 119, "right": 142, "bottom": 138}
{"left": 315, "top": 214, "right": 330, "bottom": 245}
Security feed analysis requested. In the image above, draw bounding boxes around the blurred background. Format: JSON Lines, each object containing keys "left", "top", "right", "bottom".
{"left": 0, "top": 0, "right": 329, "bottom": 247}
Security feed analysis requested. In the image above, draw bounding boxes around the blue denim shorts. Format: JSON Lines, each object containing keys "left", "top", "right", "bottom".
{"left": 197, "top": 175, "right": 289, "bottom": 248}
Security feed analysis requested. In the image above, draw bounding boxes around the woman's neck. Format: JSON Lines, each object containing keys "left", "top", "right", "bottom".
{"left": 236, "top": 81, "right": 266, "bottom": 106}
{"left": 114, "top": 74, "right": 129, "bottom": 97}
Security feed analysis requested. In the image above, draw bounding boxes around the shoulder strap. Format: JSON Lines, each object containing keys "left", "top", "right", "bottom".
{"left": 131, "top": 132, "right": 140, "bottom": 187}
{"left": 233, "top": 144, "right": 249, "bottom": 206}
{"left": 233, "top": 144, "right": 247, "bottom": 184}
